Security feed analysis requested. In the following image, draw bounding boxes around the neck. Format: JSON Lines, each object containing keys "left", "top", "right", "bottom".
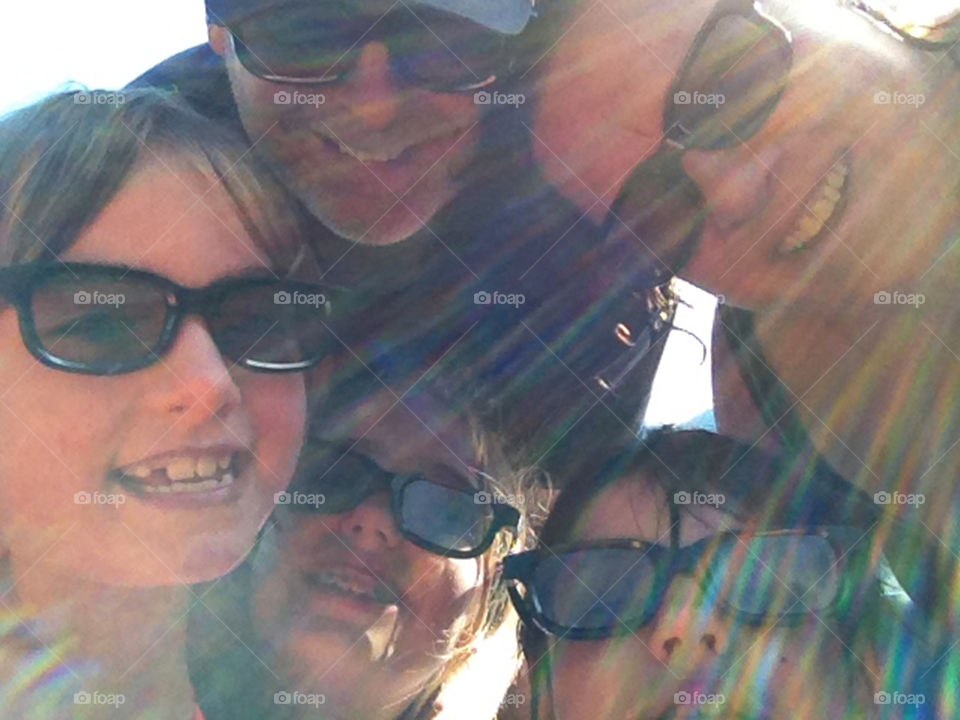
{"left": 3, "top": 559, "right": 195, "bottom": 719}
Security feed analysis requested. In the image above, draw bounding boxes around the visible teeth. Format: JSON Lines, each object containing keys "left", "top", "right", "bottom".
{"left": 196, "top": 457, "right": 218, "bottom": 478}
{"left": 165, "top": 457, "right": 196, "bottom": 482}
{"left": 218, "top": 455, "right": 232, "bottom": 470}
{"left": 130, "top": 465, "right": 152, "bottom": 479}
{"left": 779, "top": 160, "right": 849, "bottom": 253}
{"left": 329, "top": 137, "right": 399, "bottom": 163}
{"left": 143, "top": 484, "right": 172, "bottom": 494}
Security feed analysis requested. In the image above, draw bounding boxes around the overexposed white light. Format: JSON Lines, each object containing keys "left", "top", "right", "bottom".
{"left": 643, "top": 281, "right": 717, "bottom": 432}
{"left": 0, "top": 1, "right": 209, "bottom": 115}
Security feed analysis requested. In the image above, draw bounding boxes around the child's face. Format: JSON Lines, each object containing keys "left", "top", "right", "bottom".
{"left": 543, "top": 473, "right": 878, "bottom": 719}
{"left": 249, "top": 387, "right": 492, "bottom": 716}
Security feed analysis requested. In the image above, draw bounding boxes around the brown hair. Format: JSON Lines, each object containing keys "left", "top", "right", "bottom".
{"left": 0, "top": 87, "right": 311, "bottom": 274}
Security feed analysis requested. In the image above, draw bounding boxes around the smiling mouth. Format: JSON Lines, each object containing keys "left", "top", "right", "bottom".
{"left": 778, "top": 156, "right": 851, "bottom": 254}
{"left": 110, "top": 451, "right": 248, "bottom": 495}
{"left": 312, "top": 129, "right": 412, "bottom": 164}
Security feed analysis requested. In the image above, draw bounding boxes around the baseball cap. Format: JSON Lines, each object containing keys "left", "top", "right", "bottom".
{"left": 206, "top": 0, "right": 536, "bottom": 35}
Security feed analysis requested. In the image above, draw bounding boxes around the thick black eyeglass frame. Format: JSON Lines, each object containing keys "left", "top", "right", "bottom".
{"left": 503, "top": 524, "right": 871, "bottom": 640}
{"left": 602, "top": 0, "right": 793, "bottom": 290}
{"left": 0, "top": 262, "right": 341, "bottom": 376}
{"left": 227, "top": 2, "right": 529, "bottom": 92}
{"left": 287, "top": 445, "right": 521, "bottom": 559}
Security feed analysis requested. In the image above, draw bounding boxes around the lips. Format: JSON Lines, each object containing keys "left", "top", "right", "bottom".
{"left": 302, "top": 566, "right": 398, "bottom": 605}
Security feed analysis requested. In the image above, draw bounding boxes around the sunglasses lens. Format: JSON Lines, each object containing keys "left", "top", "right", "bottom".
{"left": 210, "top": 282, "right": 335, "bottom": 371}
{"left": 30, "top": 269, "right": 169, "bottom": 373}
{"left": 669, "top": 15, "right": 790, "bottom": 149}
{"left": 235, "top": 2, "right": 359, "bottom": 80}
{"left": 531, "top": 549, "right": 659, "bottom": 633}
{"left": 605, "top": 152, "right": 706, "bottom": 287}
{"left": 707, "top": 535, "right": 840, "bottom": 620}
{"left": 398, "top": 478, "right": 494, "bottom": 554}
{"left": 392, "top": 10, "right": 507, "bottom": 90}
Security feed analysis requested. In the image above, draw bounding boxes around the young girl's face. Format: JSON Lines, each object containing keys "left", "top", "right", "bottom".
{"left": 0, "top": 158, "right": 307, "bottom": 590}
{"left": 250, "top": 387, "right": 493, "bottom": 716}
{"left": 543, "top": 474, "right": 877, "bottom": 719}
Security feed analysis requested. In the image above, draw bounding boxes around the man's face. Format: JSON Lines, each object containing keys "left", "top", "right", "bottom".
{"left": 210, "top": 2, "right": 485, "bottom": 246}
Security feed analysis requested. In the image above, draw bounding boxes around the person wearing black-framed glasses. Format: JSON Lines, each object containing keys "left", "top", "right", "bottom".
{"left": 505, "top": 429, "right": 929, "bottom": 720}
{"left": 532, "top": 2, "right": 960, "bottom": 709}
{"left": 188, "top": 374, "right": 536, "bottom": 720}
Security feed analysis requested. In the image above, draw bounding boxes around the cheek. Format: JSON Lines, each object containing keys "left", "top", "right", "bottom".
{"left": 549, "top": 639, "right": 656, "bottom": 720}
{"left": 0, "top": 326, "right": 129, "bottom": 525}
{"left": 240, "top": 373, "right": 306, "bottom": 494}
{"left": 403, "top": 555, "right": 483, "bottom": 638}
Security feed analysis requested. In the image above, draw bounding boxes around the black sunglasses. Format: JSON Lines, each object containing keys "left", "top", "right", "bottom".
{"left": 604, "top": 0, "right": 793, "bottom": 288}
{"left": 281, "top": 441, "right": 520, "bottom": 558}
{"left": 504, "top": 526, "right": 874, "bottom": 639}
{"left": 0, "top": 262, "right": 345, "bottom": 376}
{"left": 229, "top": 0, "right": 524, "bottom": 92}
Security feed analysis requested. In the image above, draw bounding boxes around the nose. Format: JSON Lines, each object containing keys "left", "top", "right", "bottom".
{"left": 647, "top": 576, "right": 728, "bottom": 668}
{"left": 681, "top": 145, "right": 780, "bottom": 230}
{"left": 145, "top": 317, "right": 242, "bottom": 423}
{"left": 337, "top": 490, "right": 402, "bottom": 552}
{"left": 340, "top": 41, "right": 404, "bottom": 131}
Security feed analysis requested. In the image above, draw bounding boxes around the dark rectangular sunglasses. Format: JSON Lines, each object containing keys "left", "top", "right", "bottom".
{"left": 0, "top": 262, "right": 346, "bottom": 375}
{"left": 282, "top": 441, "right": 520, "bottom": 558}
{"left": 604, "top": 0, "right": 793, "bottom": 288}
{"left": 229, "top": 0, "right": 523, "bottom": 92}
{"left": 504, "top": 526, "right": 873, "bottom": 639}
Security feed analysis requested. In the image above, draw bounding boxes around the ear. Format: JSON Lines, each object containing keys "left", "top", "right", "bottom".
{"left": 208, "top": 23, "right": 231, "bottom": 57}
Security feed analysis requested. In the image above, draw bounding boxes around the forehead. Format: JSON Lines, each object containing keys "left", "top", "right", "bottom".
{"left": 316, "top": 386, "right": 479, "bottom": 474}
{"left": 570, "top": 472, "right": 741, "bottom": 547}
{"left": 62, "top": 155, "right": 271, "bottom": 284}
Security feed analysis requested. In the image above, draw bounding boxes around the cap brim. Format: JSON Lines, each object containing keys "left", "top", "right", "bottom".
{"left": 415, "top": 0, "right": 534, "bottom": 35}
{"left": 209, "top": 0, "right": 535, "bottom": 35}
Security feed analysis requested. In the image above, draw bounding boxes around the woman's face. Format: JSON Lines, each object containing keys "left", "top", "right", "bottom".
{"left": 250, "top": 387, "right": 490, "bottom": 716}
{"left": 0, "top": 158, "right": 307, "bottom": 590}
{"left": 535, "top": 0, "right": 960, "bottom": 314}
{"left": 543, "top": 474, "right": 876, "bottom": 719}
